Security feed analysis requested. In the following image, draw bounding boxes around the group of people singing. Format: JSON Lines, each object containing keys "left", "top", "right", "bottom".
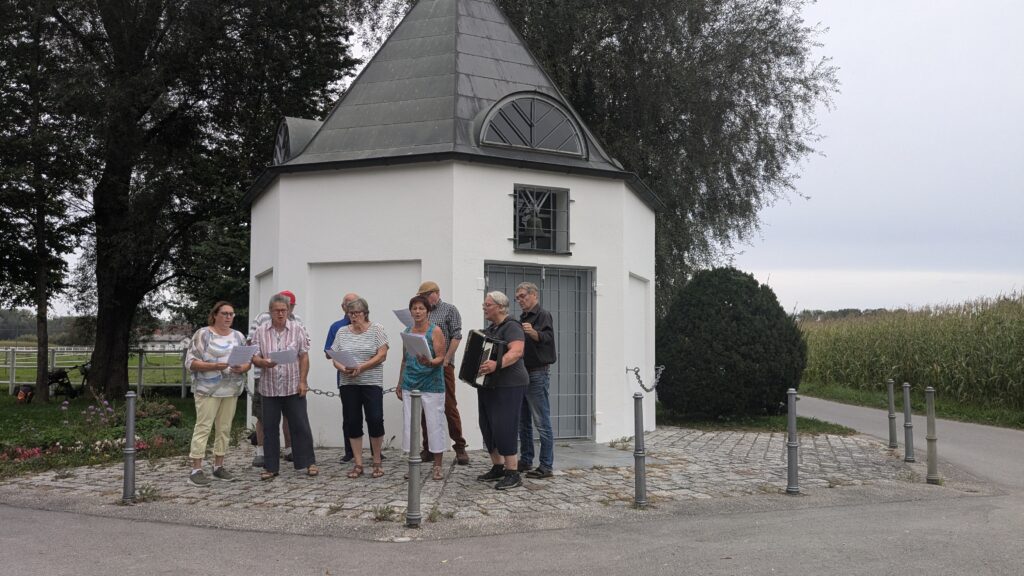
{"left": 183, "top": 280, "right": 556, "bottom": 491}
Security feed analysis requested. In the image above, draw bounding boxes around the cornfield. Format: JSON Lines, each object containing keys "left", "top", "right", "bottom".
{"left": 801, "top": 293, "right": 1024, "bottom": 409}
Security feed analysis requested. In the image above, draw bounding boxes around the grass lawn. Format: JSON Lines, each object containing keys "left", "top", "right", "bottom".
{"left": 799, "top": 381, "right": 1024, "bottom": 430}
{"left": 0, "top": 390, "right": 248, "bottom": 479}
{"left": 655, "top": 403, "right": 856, "bottom": 435}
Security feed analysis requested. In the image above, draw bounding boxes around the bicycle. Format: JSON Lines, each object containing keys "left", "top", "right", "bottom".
{"left": 48, "top": 362, "right": 90, "bottom": 400}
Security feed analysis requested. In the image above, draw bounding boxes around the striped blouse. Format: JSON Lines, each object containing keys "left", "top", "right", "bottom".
{"left": 332, "top": 323, "right": 389, "bottom": 387}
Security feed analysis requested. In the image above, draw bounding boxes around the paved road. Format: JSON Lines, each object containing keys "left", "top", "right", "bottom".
{"left": 3, "top": 490, "right": 1022, "bottom": 576}
{"left": 799, "top": 396, "right": 1024, "bottom": 490}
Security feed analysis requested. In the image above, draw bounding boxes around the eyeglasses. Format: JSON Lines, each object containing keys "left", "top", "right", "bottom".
{"left": 349, "top": 310, "right": 366, "bottom": 315}
{"left": 218, "top": 311, "right": 235, "bottom": 317}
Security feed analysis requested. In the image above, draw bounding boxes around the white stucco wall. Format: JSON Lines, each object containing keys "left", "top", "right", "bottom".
{"left": 249, "top": 159, "right": 656, "bottom": 448}
{"left": 622, "top": 188, "right": 658, "bottom": 432}
{"left": 450, "top": 162, "right": 656, "bottom": 442}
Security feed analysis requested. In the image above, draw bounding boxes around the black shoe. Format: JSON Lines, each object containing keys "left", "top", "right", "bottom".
{"left": 340, "top": 453, "right": 354, "bottom": 464}
{"left": 495, "top": 471, "right": 522, "bottom": 490}
{"left": 476, "top": 464, "right": 505, "bottom": 481}
{"left": 283, "top": 451, "right": 293, "bottom": 462}
{"left": 526, "top": 467, "right": 553, "bottom": 479}
{"left": 517, "top": 461, "right": 531, "bottom": 473}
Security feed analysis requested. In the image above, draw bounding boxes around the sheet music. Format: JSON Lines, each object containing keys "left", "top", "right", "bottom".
{"left": 226, "top": 345, "right": 258, "bottom": 366}
{"left": 268, "top": 349, "right": 298, "bottom": 365}
{"left": 328, "top": 348, "right": 360, "bottom": 369}
{"left": 400, "top": 331, "right": 432, "bottom": 359}
{"left": 393, "top": 308, "right": 413, "bottom": 328}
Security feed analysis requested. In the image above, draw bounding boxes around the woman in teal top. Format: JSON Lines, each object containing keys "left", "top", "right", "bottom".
{"left": 397, "top": 295, "right": 447, "bottom": 480}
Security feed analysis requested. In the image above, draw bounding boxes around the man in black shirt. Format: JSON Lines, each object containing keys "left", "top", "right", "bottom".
{"left": 514, "top": 282, "right": 556, "bottom": 478}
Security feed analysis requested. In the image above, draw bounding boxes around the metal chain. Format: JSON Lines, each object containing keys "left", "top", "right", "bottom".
{"left": 308, "top": 386, "right": 397, "bottom": 398}
{"left": 627, "top": 365, "right": 665, "bottom": 393}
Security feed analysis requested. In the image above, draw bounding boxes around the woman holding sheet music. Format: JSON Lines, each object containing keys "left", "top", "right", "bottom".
{"left": 475, "top": 291, "right": 528, "bottom": 490}
{"left": 396, "top": 295, "right": 448, "bottom": 480}
{"left": 331, "top": 297, "right": 389, "bottom": 478}
{"left": 183, "top": 301, "right": 251, "bottom": 486}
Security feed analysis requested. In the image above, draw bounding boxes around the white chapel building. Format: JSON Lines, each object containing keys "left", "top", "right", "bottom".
{"left": 245, "top": 0, "right": 662, "bottom": 448}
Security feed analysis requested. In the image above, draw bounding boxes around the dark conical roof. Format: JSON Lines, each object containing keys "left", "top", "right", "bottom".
{"left": 248, "top": 0, "right": 660, "bottom": 209}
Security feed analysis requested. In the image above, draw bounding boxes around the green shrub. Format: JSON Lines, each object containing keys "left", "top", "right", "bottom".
{"left": 656, "top": 267, "right": 806, "bottom": 418}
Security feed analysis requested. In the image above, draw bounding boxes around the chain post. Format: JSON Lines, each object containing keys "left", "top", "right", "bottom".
{"left": 886, "top": 379, "right": 898, "bottom": 448}
{"left": 786, "top": 388, "right": 800, "bottom": 494}
{"left": 123, "top": 392, "right": 137, "bottom": 504}
{"left": 633, "top": 392, "right": 647, "bottom": 508}
{"left": 902, "top": 382, "right": 915, "bottom": 463}
{"left": 406, "top": 390, "right": 423, "bottom": 528}
{"left": 925, "top": 387, "right": 941, "bottom": 485}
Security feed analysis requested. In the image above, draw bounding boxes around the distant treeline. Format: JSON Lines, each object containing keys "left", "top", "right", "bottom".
{"left": 0, "top": 309, "right": 115, "bottom": 346}
{"left": 800, "top": 294, "right": 1024, "bottom": 409}
{"left": 0, "top": 309, "right": 93, "bottom": 344}
{"left": 796, "top": 308, "right": 890, "bottom": 322}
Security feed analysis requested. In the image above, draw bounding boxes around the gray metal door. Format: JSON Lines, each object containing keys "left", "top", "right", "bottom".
{"left": 484, "top": 263, "right": 594, "bottom": 439}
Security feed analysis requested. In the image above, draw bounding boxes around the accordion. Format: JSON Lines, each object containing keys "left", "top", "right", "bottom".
{"left": 458, "top": 329, "right": 507, "bottom": 388}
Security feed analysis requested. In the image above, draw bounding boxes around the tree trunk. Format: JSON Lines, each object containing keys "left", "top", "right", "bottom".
{"left": 34, "top": 260, "right": 50, "bottom": 403}
{"left": 90, "top": 294, "right": 136, "bottom": 400}
{"left": 90, "top": 145, "right": 144, "bottom": 400}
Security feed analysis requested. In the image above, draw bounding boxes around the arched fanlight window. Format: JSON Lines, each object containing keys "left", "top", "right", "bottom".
{"left": 482, "top": 95, "right": 585, "bottom": 157}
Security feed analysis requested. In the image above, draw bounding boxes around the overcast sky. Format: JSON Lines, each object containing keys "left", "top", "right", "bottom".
{"left": 732, "top": 0, "right": 1023, "bottom": 311}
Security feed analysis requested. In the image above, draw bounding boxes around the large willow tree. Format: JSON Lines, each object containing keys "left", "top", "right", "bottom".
{"left": 497, "top": 0, "right": 837, "bottom": 313}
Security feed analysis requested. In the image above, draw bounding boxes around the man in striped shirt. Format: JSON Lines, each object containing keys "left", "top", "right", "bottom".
{"left": 251, "top": 294, "right": 316, "bottom": 478}
{"left": 247, "top": 290, "right": 303, "bottom": 466}
{"left": 417, "top": 281, "right": 470, "bottom": 465}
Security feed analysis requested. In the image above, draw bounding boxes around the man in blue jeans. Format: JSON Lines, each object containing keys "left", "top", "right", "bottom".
{"left": 515, "top": 282, "right": 556, "bottom": 478}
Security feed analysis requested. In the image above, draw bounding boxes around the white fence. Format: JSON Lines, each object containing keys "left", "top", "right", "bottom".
{"left": 3, "top": 346, "right": 190, "bottom": 398}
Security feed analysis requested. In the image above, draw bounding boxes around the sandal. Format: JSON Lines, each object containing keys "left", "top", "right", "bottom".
{"left": 432, "top": 464, "right": 443, "bottom": 481}
{"left": 372, "top": 461, "right": 384, "bottom": 478}
{"left": 260, "top": 471, "right": 278, "bottom": 481}
{"left": 307, "top": 464, "right": 319, "bottom": 477}
{"left": 346, "top": 464, "right": 364, "bottom": 478}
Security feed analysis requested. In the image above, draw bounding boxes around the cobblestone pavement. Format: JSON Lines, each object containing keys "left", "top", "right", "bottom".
{"left": 0, "top": 427, "right": 915, "bottom": 529}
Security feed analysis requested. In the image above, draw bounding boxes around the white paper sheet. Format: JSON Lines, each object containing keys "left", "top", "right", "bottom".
{"left": 328, "top": 348, "right": 360, "bottom": 369}
{"left": 400, "top": 331, "right": 432, "bottom": 359}
{"left": 393, "top": 308, "right": 413, "bottom": 328}
{"left": 268, "top": 348, "right": 299, "bottom": 365}
{"left": 226, "top": 345, "right": 259, "bottom": 366}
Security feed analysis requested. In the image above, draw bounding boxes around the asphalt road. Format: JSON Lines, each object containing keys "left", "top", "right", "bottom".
{"left": 3, "top": 396, "right": 1022, "bottom": 575}
{"left": 798, "top": 396, "right": 1024, "bottom": 490}
{"left": 2, "top": 490, "right": 1022, "bottom": 576}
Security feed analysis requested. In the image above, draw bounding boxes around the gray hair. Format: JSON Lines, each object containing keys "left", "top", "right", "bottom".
{"left": 486, "top": 291, "right": 510, "bottom": 312}
{"left": 268, "top": 294, "right": 291, "bottom": 310}
{"left": 341, "top": 293, "right": 359, "bottom": 311}
{"left": 516, "top": 282, "right": 539, "bottom": 296}
{"left": 347, "top": 297, "right": 370, "bottom": 319}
